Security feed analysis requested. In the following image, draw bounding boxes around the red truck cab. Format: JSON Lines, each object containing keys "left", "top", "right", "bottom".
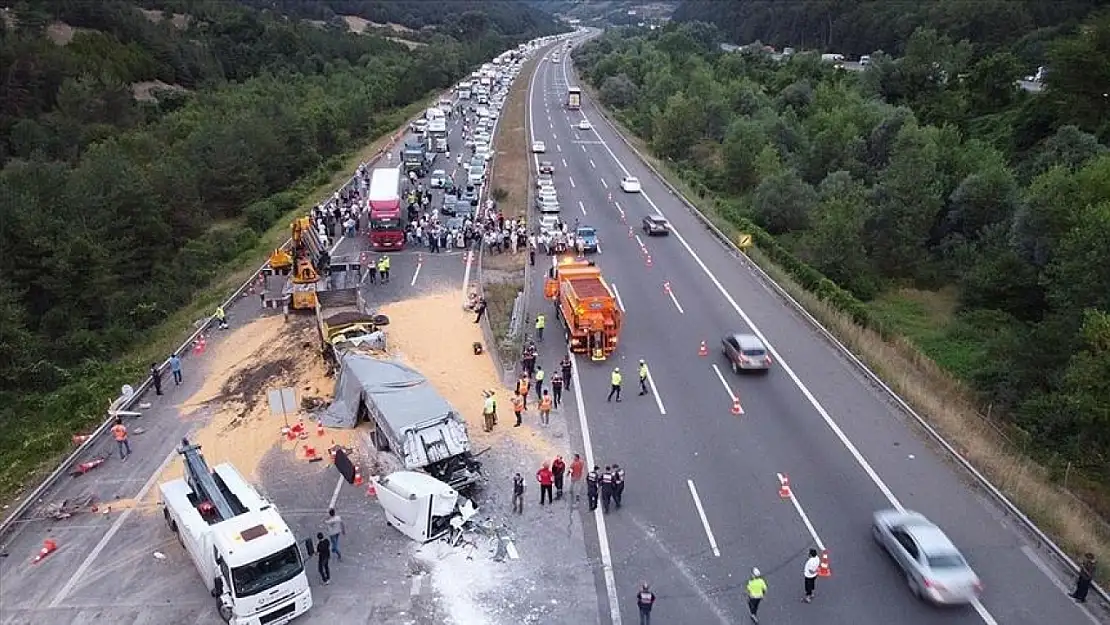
{"left": 367, "top": 167, "right": 405, "bottom": 251}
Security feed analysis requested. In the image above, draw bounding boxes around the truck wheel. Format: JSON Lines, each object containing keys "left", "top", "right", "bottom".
{"left": 217, "top": 601, "right": 234, "bottom": 623}
{"left": 163, "top": 508, "right": 178, "bottom": 534}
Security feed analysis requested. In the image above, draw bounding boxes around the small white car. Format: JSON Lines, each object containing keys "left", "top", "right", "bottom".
{"left": 474, "top": 145, "right": 492, "bottom": 162}
{"left": 620, "top": 176, "right": 642, "bottom": 193}
{"left": 577, "top": 119, "right": 591, "bottom": 131}
{"left": 429, "top": 170, "right": 448, "bottom": 188}
{"left": 532, "top": 141, "right": 546, "bottom": 153}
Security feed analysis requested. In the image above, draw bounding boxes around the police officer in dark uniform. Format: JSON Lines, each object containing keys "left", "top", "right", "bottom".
{"left": 613, "top": 463, "right": 626, "bottom": 509}
{"left": 600, "top": 465, "right": 615, "bottom": 513}
{"left": 550, "top": 369, "right": 564, "bottom": 408}
{"left": 560, "top": 355, "right": 573, "bottom": 391}
{"left": 586, "top": 466, "right": 600, "bottom": 511}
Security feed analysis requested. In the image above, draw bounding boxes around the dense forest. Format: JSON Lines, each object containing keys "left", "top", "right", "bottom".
{"left": 0, "top": 0, "right": 558, "bottom": 496}
{"left": 573, "top": 13, "right": 1110, "bottom": 492}
{"left": 673, "top": 0, "right": 1102, "bottom": 62}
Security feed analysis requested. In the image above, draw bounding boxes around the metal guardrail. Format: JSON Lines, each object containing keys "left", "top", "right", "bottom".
{"left": 0, "top": 114, "right": 423, "bottom": 539}
{"left": 588, "top": 89, "right": 1109, "bottom": 607}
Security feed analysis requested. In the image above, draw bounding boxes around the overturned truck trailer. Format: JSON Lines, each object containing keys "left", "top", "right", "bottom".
{"left": 319, "top": 355, "right": 482, "bottom": 491}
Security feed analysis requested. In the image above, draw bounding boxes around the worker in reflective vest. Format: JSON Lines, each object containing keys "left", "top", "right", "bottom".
{"left": 517, "top": 376, "right": 530, "bottom": 409}
{"left": 534, "top": 366, "right": 545, "bottom": 401}
{"left": 535, "top": 314, "right": 546, "bottom": 341}
{"left": 215, "top": 305, "right": 229, "bottom": 330}
{"left": 111, "top": 418, "right": 131, "bottom": 460}
{"left": 511, "top": 392, "right": 524, "bottom": 427}
{"left": 638, "top": 360, "right": 649, "bottom": 395}
{"left": 378, "top": 256, "right": 391, "bottom": 283}
{"left": 607, "top": 368, "right": 622, "bottom": 402}
{"left": 539, "top": 391, "right": 553, "bottom": 426}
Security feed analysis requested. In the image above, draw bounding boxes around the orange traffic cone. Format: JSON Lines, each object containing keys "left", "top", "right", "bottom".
{"left": 778, "top": 473, "right": 792, "bottom": 499}
{"left": 417, "top": 252, "right": 424, "bottom": 265}
{"left": 645, "top": 255, "right": 653, "bottom": 267}
{"left": 304, "top": 445, "right": 317, "bottom": 460}
{"left": 316, "top": 422, "right": 325, "bottom": 437}
{"left": 366, "top": 480, "right": 377, "bottom": 497}
{"left": 193, "top": 336, "right": 206, "bottom": 355}
{"left": 818, "top": 550, "right": 832, "bottom": 577}
{"left": 663, "top": 282, "right": 671, "bottom": 294}
{"left": 72, "top": 434, "right": 91, "bottom": 446}
{"left": 628, "top": 227, "right": 633, "bottom": 238}
{"left": 698, "top": 341, "right": 708, "bottom": 357}
{"left": 353, "top": 466, "right": 363, "bottom": 486}
{"left": 731, "top": 398, "right": 743, "bottom": 415}
{"left": 33, "top": 539, "right": 58, "bottom": 564}
{"left": 283, "top": 426, "right": 295, "bottom": 441}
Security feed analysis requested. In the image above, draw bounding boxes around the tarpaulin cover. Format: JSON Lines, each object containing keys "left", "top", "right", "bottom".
{"left": 319, "top": 354, "right": 455, "bottom": 431}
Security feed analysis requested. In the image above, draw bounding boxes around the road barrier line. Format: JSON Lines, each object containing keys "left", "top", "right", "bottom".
{"left": 687, "top": 479, "right": 721, "bottom": 557}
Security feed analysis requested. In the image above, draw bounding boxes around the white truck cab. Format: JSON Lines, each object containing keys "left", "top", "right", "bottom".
{"left": 161, "top": 440, "right": 312, "bottom": 625}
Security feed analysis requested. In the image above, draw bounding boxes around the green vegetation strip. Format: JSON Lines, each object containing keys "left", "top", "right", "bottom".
{"left": 573, "top": 22, "right": 1110, "bottom": 581}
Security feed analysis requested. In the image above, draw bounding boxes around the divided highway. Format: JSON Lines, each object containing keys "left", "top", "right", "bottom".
{"left": 525, "top": 42, "right": 1100, "bottom": 625}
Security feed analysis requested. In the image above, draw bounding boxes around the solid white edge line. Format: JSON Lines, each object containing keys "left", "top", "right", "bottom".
{"left": 51, "top": 446, "right": 179, "bottom": 607}
{"left": 667, "top": 289, "right": 685, "bottom": 315}
{"left": 687, "top": 479, "right": 721, "bottom": 557}
{"left": 643, "top": 366, "right": 667, "bottom": 415}
{"left": 460, "top": 250, "right": 473, "bottom": 305}
{"left": 634, "top": 234, "right": 645, "bottom": 249}
{"left": 570, "top": 351, "right": 623, "bottom": 625}
{"left": 410, "top": 262, "right": 422, "bottom": 287}
{"left": 610, "top": 283, "right": 626, "bottom": 312}
{"left": 328, "top": 475, "right": 345, "bottom": 510}
{"left": 779, "top": 474, "right": 826, "bottom": 551}
{"left": 710, "top": 363, "right": 737, "bottom": 402}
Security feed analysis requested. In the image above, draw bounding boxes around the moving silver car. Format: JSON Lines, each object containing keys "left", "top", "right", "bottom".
{"left": 872, "top": 509, "right": 983, "bottom": 605}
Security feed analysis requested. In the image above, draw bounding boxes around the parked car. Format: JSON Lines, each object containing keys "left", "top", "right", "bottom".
{"left": 576, "top": 226, "right": 599, "bottom": 253}
{"left": 872, "top": 510, "right": 982, "bottom": 606}
{"left": 539, "top": 214, "right": 561, "bottom": 234}
{"left": 536, "top": 173, "right": 555, "bottom": 189}
{"left": 620, "top": 176, "right": 642, "bottom": 193}
{"left": 532, "top": 141, "right": 546, "bottom": 153}
{"left": 429, "top": 169, "right": 448, "bottom": 188}
{"left": 721, "top": 333, "right": 772, "bottom": 373}
{"left": 642, "top": 215, "right": 669, "bottom": 236}
{"left": 539, "top": 160, "right": 555, "bottom": 174}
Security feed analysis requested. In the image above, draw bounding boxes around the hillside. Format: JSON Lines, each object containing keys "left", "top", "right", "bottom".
{"left": 573, "top": 16, "right": 1110, "bottom": 515}
{"left": 0, "top": 0, "right": 554, "bottom": 497}
{"left": 672, "top": 0, "right": 1101, "bottom": 61}
{"left": 528, "top": 0, "right": 676, "bottom": 26}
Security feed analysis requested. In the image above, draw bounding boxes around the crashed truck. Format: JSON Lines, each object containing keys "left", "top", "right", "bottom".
{"left": 316, "top": 290, "right": 482, "bottom": 492}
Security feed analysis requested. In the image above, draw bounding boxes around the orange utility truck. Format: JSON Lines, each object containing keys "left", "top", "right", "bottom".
{"left": 543, "top": 259, "right": 623, "bottom": 361}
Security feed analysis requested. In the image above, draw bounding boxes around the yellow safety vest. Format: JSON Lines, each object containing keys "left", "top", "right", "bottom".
{"left": 747, "top": 577, "right": 767, "bottom": 598}
{"left": 536, "top": 369, "right": 544, "bottom": 382}
{"left": 611, "top": 371, "right": 622, "bottom": 386}
{"left": 639, "top": 364, "right": 648, "bottom": 380}
{"left": 535, "top": 314, "right": 545, "bottom": 330}
{"left": 483, "top": 397, "right": 495, "bottom": 414}
{"left": 215, "top": 306, "right": 226, "bottom": 320}
{"left": 381, "top": 257, "right": 391, "bottom": 270}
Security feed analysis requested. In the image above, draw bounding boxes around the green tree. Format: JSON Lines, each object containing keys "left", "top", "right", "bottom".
{"left": 751, "top": 169, "right": 817, "bottom": 234}
{"left": 652, "top": 91, "right": 704, "bottom": 161}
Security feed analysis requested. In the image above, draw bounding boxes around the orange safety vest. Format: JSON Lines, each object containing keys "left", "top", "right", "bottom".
{"left": 540, "top": 396, "right": 553, "bottom": 412}
{"left": 511, "top": 395, "right": 524, "bottom": 412}
{"left": 111, "top": 424, "right": 127, "bottom": 441}
{"left": 517, "top": 379, "right": 529, "bottom": 396}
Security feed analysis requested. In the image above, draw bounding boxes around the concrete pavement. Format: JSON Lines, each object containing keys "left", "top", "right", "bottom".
{"left": 522, "top": 42, "right": 1103, "bottom": 625}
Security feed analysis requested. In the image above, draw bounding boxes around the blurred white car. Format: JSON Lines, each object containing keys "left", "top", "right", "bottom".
{"left": 532, "top": 141, "right": 546, "bottom": 153}
{"left": 577, "top": 119, "right": 591, "bottom": 130}
{"left": 620, "top": 176, "right": 641, "bottom": 193}
{"left": 429, "top": 170, "right": 448, "bottom": 188}
{"left": 872, "top": 509, "right": 982, "bottom": 606}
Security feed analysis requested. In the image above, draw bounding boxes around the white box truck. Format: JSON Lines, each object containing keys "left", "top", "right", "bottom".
{"left": 160, "top": 439, "right": 312, "bottom": 625}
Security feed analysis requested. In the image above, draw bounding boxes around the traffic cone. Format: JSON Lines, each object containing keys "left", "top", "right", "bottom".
{"left": 663, "top": 282, "right": 671, "bottom": 294}
{"left": 818, "top": 550, "right": 832, "bottom": 577}
{"left": 292, "top": 419, "right": 304, "bottom": 434}
{"left": 778, "top": 473, "right": 792, "bottom": 499}
{"left": 193, "top": 336, "right": 206, "bottom": 355}
{"left": 628, "top": 227, "right": 633, "bottom": 238}
{"left": 731, "top": 398, "right": 743, "bottom": 415}
{"left": 366, "top": 479, "right": 377, "bottom": 497}
{"left": 698, "top": 341, "right": 708, "bottom": 357}
{"left": 316, "top": 422, "right": 325, "bottom": 437}
{"left": 32, "top": 539, "right": 58, "bottom": 564}
{"left": 304, "top": 445, "right": 317, "bottom": 460}
{"left": 72, "top": 434, "right": 91, "bottom": 446}
{"left": 353, "top": 466, "right": 363, "bottom": 486}
{"left": 282, "top": 426, "right": 295, "bottom": 441}
{"left": 645, "top": 255, "right": 652, "bottom": 268}
{"left": 417, "top": 252, "right": 424, "bottom": 265}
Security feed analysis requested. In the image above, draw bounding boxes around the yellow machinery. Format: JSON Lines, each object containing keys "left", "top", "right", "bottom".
{"left": 288, "top": 217, "right": 324, "bottom": 310}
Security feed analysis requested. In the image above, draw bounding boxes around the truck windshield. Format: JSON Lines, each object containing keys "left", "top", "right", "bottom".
{"left": 372, "top": 218, "right": 400, "bottom": 230}
{"left": 231, "top": 544, "right": 303, "bottom": 598}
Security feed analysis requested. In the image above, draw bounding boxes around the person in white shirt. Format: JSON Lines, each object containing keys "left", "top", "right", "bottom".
{"left": 802, "top": 548, "right": 820, "bottom": 602}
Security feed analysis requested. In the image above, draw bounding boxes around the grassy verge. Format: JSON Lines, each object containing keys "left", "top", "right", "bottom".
{"left": 0, "top": 98, "right": 433, "bottom": 507}
{"left": 586, "top": 87, "right": 1110, "bottom": 583}
{"left": 482, "top": 48, "right": 547, "bottom": 366}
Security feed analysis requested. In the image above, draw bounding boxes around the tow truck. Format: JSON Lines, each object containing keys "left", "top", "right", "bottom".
{"left": 160, "top": 439, "right": 312, "bottom": 625}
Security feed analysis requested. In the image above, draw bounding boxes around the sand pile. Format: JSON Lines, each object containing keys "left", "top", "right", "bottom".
{"left": 378, "top": 290, "right": 561, "bottom": 459}
{"left": 153, "top": 316, "right": 357, "bottom": 492}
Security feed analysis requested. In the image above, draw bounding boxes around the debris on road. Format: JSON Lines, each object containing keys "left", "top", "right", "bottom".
{"left": 69, "top": 456, "right": 107, "bottom": 477}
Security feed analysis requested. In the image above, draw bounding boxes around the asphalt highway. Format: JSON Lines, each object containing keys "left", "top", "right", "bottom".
{"left": 525, "top": 42, "right": 1101, "bottom": 625}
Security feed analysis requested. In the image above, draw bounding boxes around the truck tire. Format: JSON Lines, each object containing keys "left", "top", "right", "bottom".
{"left": 163, "top": 508, "right": 178, "bottom": 535}
{"left": 217, "top": 601, "right": 234, "bottom": 623}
